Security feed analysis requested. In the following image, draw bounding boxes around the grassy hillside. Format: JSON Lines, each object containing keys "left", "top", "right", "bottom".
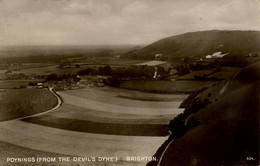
{"left": 0, "top": 89, "right": 58, "bottom": 121}
{"left": 151, "top": 62, "right": 259, "bottom": 166}
{"left": 122, "top": 30, "right": 260, "bottom": 61}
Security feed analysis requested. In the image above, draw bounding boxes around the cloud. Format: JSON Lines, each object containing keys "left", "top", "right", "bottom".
{"left": 63, "top": 2, "right": 92, "bottom": 14}
{"left": 0, "top": 0, "right": 259, "bottom": 46}
{"left": 62, "top": 2, "right": 112, "bottom": 16}
{"left": 122, "top": 1, "right": 149, "bottom": 17}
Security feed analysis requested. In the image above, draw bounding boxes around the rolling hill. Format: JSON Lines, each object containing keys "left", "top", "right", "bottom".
{"left": 122, "top": 30, "right": 260, "bottom": 61}
{"left": 152, "top": 62, "right": 260, "bottom": 166}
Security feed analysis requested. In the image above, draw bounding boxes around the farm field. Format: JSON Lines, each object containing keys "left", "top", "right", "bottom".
{"left": 5, "top": 58, "right": 147, "bottom": 76}
{"left": 208, "top": 67, "right": 242, "bottom": 80}
{"left": 120, "top": 80, "right": 217, "bottom": 93}
{"left": 0, "top": 120, "right": 166, "bottom": 166}
{"left": 76, "top": 57, "right": 147, "bottom": 65}
{"left": 13, "top": 65, "right": 59, "bottom": 75}
{"left": 0, "top": 86, "right": 185, "bottom": 165}
{"left": 176, "top": 67, "right": 242, "bottom": 80}
{"left": 0, "top": 88, "right": 57, "bottom": 121}
{"left": 0, "top": 70, "right": 6, "bottom": 79}
{"left": 176, "top": 70, "right": 214, "bottom": 80}
{"left": 24, "top": 87, "right": 186, "bottom": 136}
{"left": 18, "top": 63, "right": 56, "bottom": 69}
{"left": 62, "top": 87, "right": 188, "bottom": 108}
{"left": 0, "top": 80, "right": 44, "bottom": 89}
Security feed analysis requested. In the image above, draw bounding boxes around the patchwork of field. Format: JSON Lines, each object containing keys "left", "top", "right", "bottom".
{"left": 78, "top": 57, "right": 147, "bottom": 65}
{"left": 23, "top": 87, "right": 186, "bottom": 136}
{"left": 4, "top": 59, "right": 148, "bottom": 76}
{"left": 0, "top": 87, "right": 186, "bottom": 166}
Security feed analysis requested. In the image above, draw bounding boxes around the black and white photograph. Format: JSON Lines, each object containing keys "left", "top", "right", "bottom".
{"left": 0, "top": 0, "right": 259, "bottom": 165}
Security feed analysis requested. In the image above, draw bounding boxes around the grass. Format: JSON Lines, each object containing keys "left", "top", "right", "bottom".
{"left": 0, "top": 80, "right": 44, "bottom": 89}
{"left": 207, "top": 71, "right": 235, "bottom": 80}
{"left": 117, "top": 95, "right": 181, "bottom": 101}
{"left": 176, "top": 70, "right": 214, "bottom": 80}
{"left": 0, "top": 141, "right": 73, "bottom": 166}
{"left": 62, "top": 88, "right": 186, "bottom": 109}
{"left": 23, "top": 116, "right": 169, "bottom": 136}
{"left": 12, "top": 59, "right": 146, "bottom": 76}
{"left": 177, "top": 67, "right": 243, "bottom": 81}
{"left": 16, "top": 65, "right": 58, "bottom": 75}
{"left": 155, "top": 63, "right": 259, "bottom": 166}
{"left": 0, "top": 141, "right": 126, "bottom": 166}
{"left": 207, "top": 67, "right": 242, "bottom": 80}
{"left": 120, "top": 80, "right": 216, "bottom": 93}
{"left": 21, "top": 86, "right": 183, "bottom": 136}
{"left": 0, "top": 88, "right": 57, "bottom": 121}
{"left": 79, "top": 56, "right": 147, "bottom": 65}
{"left": 161, "top": 82, "right": 259, "bottom": 166}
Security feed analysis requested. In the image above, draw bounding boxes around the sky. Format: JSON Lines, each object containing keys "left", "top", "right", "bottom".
{"left": 0, "top": 0, "right": 259, "bottom": 46}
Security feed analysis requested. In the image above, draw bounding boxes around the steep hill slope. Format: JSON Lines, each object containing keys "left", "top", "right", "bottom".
{"left": 122, "top": 30, "right": 260, "bottom": 60}
{"left": 156, "top": 62, "right": 259, "bottom": 166}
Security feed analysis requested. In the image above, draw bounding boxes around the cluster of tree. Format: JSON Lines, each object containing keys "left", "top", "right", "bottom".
{"left": 28, "top": 82, "right": 37, "bottom": 86}
{"left": 111, "top": 66, "right": 155, "bottom": 78}
{"left": 77, "top": 65, "right": 112, "bottom": 76}
{"left": 77, "top": 65, "right": 169, "bottom": 80}
{"left": 189, "top": 61, "right": 222, "bottom": 71}
{"left": 218, "top": 56, "right": 251, "bottom": 67}
{"left": 103, "top": 77, "right": 121, "bottom": 87}
{"left": 98, "top": 65, "right": 112, "bottom": 75}
{"left": 168, "top": 87, "right": 211, "bottom": 138}
{"left": 176, "top": 65, "right": 190, "bottom": 75}
{"left": 46, "top": 73, "right": 80, "bottom": 82}
{"left": 175, "top": 61, "right": 222, "bottom": 76}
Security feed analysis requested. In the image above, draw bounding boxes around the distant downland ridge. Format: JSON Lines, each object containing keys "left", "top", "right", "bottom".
{"left": 122, "top": 30, "right": 260, "bottom": 60}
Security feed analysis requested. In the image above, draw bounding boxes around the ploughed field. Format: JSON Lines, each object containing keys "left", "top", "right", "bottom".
{"left": 0, "top": 88, "right": 57, "bottom": 121}
{"left": 0, "top": 87, "right": 187, "bottom": 166}
{"left": 24, "top": 87, "right": 186, "bottom": 136}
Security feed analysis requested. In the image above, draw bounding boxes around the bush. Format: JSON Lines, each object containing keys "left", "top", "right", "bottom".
{"left": 77, "top": 68, "right": 92, "bottom": 76}
{"left": 106, "top": 78, "right": 120, "bottom": 87}
{"left": 168, "top": 113, "right": 186, "bottom": 138}
{"left": 185, "top": 116, "right": 200, "bottom": 129}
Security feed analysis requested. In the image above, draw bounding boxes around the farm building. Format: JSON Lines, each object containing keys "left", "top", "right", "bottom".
{"left": 155, "top": 54, "right": 163, "bottom": 60}
{"left": 206, "top": 55, "right": 212, "bottom": 59}
{"left": 206, "top": 52, "right": 228, "bottom": 59}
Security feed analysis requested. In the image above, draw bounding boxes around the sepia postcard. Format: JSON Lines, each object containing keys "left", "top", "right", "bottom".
{"left": 0, "top": 0, "right": 259, "bottom": 166}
